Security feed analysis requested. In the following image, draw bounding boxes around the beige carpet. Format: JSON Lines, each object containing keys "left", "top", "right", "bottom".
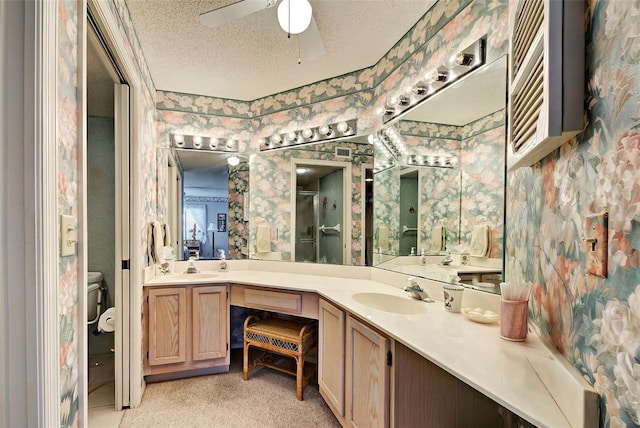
{"left": 120, "top": 349, "right": 340, "bottom": 428}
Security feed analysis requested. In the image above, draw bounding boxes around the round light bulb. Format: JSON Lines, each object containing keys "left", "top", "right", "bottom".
{"left": 174, "top": 134, "right": 185, "bottom": 147}
{"left": 193, "top": 136, "right": 203, "bottom": 149}
{"left": 287, "top": 131, "right": 297, "bottom": 141}
{"left": 270, "top": 134, "right": 282, "bottom": 144}
{"left": 336, "top": 122, "right": 349, "bottom": 133}
{"left": 277, "top": 0, "right": 312, "bottom": 35}
{"left": 302, "top": 128, "right": 313, "bottom": 139}
{"left": 209, "top": 137, "right": 219, "bottom": 149}
{"left": 443, "top": 52, "right": 458, "bottom": 69}
{"left": 227, "top": 155, "right": 240, "bottom": 166}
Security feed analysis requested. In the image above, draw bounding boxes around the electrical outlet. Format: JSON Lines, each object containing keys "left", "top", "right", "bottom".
{"left": 584, "top": 212, "right": 608, "bottom": 278}
{"left": 60, "top": 214, "right": 77, "bottom": 257}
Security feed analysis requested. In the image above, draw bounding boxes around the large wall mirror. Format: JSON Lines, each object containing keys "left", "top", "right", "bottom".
{"left": 373, "top": 55, "right": 507, "bottom": 294}
{"left": 158, "top": 148, "right": 249, "bottom": 261}
{"left": 248, "top": 141, "right": 374, "bottom": 265}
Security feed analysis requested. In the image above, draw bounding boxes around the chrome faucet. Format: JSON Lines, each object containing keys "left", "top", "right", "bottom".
{"left": 439, "top": 253, "right": 453, "bottom": 266}
{"left": 403, "top": 277, "right": 434, "bottom": 302}
{"left": 186, "top": 257, "right": 199, "bottom": 274}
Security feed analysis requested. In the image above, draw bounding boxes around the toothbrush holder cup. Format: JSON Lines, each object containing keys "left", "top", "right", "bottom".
{"left": 443, "top": 284, "right": 464, "bottom": 313}
{"left": 500, "top": 299, "right": 528, "bottom": 341}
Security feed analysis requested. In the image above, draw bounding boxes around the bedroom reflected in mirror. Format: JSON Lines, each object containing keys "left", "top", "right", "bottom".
{"left": 159, "top": 148, "right": 249, "bottom": 261}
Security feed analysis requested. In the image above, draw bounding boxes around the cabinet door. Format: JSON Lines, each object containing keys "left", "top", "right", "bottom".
{"left": 192, "top": 285, "right": 228, "bottom": 361}
{"left": 148, "top": 287, "right": 187, "bottom": 366}
{"left": 318, "top": 299, "right": 345, "bottom": 417}
{"left": 345, "top": 315, "right": 390, "bottom": 428}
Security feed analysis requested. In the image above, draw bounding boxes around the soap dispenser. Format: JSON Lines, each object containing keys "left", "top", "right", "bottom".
{"left": 218, "top": 249, "right": 229, "bottom": 272}
{"left": 419, "top": 248, "right": 427, "bottom": 265}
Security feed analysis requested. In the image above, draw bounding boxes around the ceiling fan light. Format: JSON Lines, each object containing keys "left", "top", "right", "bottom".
{"left": 277, "top": 0, "right": 312, "bottom": 35}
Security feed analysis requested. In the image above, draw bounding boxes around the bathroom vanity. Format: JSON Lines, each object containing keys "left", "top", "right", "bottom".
{"left": 144, "top": 284, "right": 229, "bottom": 380}
{"left": 143, "top": 261, "right": 598, "bottom": 427}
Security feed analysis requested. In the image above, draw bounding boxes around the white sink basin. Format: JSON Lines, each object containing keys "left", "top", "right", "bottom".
{"left": 352, "top": 293, "right": 428, "bottom": 315}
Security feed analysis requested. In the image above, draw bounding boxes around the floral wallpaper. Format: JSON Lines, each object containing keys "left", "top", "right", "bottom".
{"left": 420, "top": 167, "right": 462, "bottom": 251}
{"left": 460, "top": 110, "right": 505, "bottom": 258}
{"left": 228, "top": 162, "right": 249, "bottom": 259}
{"left": 373, "top": 165, "right": 400, "bottom": 254}
{"left": 505, "top": 1, "right": 640, "bottom": 426}
{"left": 58, "top": 0, "right": 81, "bottom": 425}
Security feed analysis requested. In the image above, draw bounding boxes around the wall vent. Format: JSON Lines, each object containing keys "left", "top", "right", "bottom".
{"left": 507, "top": 0, "right": 584, "bottom": 170}
{"left": 335, "top": 147, "right": 351, "bottom": 159}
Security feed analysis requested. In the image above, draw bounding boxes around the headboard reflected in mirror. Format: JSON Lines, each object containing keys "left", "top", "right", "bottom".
{"left": 373, "top": 55, "right": 507, "bottom": 294}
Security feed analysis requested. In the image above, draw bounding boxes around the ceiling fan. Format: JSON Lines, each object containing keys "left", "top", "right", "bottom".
{"left": 199, "top": 0, "right": 326, "bottom": 60}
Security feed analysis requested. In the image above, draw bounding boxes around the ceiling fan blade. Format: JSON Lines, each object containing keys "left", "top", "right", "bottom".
{"left": 199, "top": 0, "right": 276, "bottom": 27}
{"left": 299, "top": 16, "right": 325, "bottom": 60}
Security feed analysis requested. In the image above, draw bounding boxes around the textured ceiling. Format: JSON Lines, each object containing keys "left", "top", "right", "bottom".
{"left": 124, "top": 0, "right": 435, "bottom": 100}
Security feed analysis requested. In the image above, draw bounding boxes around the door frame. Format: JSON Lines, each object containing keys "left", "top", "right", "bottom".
{"left": 86, "top": 0, "right": 147, "bottom": 409}
{"left": 1, "top": 1, "right": 60, "bottom": 426}
{"left": 360, "top": 163, "right": 373, "bottom": 266}
{"left": 290, "top": 158, "right": 352, "bottom": 265}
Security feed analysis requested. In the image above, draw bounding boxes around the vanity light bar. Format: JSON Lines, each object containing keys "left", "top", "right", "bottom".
{"left": 259, "top": 119, "right": 357, "bottom": 151}
{"left": 370, "top": 133, "right": 397, "bottom": 173}
{"left": 406, "top": 154, "right": 459, "bottom": 168}
{"left": 169, "top": 133, "right": 239, "bottom": 152}
{"left": 378, "top": 37, "right": 486, "bottom": 124}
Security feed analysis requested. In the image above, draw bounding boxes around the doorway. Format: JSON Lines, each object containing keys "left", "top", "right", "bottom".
{"left": 85, "top": 13, "right": 131, "bottom": 416}
{"left": 291, "top": 159, "right": 351, "bottom": 264}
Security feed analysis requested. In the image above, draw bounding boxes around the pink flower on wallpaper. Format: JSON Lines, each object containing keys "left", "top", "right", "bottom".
{"left": 593, "top": 131, "right": 640, "bottom": 234}
{"left": 542, "top": 158, "right": 557, "bottom": 209}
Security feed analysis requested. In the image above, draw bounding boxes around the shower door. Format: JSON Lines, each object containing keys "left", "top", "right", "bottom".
{"left": 295, "top": 191, "right": 318, "bottom": 262}
{"left": 319, "top": 169, "right": 344, "bottom": 264}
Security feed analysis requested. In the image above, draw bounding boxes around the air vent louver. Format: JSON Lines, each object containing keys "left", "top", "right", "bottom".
{"left": 507, "top": 0, "right": 584, "bottom": 170}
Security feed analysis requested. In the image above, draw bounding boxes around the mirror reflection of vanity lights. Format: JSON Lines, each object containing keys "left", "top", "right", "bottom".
{"left": 372, "top": 54, "right": 507, "bottom": 294}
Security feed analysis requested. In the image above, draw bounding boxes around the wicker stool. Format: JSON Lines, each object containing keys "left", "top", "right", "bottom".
{"left": 243, "top": 313, "right": 317, "bottom": 400}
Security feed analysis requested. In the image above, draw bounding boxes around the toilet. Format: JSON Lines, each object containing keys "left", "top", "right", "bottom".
{"left": 87, "top": 271, "right": 103, "bottom": 325}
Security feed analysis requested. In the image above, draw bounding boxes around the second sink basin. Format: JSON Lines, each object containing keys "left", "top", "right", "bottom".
{"left": 352, "top": 292, "right": 428, "bottom": 315}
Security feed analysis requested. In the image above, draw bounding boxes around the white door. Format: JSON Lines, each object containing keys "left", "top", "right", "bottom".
{"left": 114, "top": 83, "right": 130, "bottom": 409}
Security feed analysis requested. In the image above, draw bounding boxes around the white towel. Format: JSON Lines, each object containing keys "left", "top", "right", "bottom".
{"left": 162, "top": 223, "right": 171, "bottom": 247}
{"left": 470, "top": 224, "right": 490, "bottom": 257}
{"left": 256, "top": 224, "right": 271, "bottom": 253}
{"left": 152, "top": 221, "right": 165, "bottom": 263}
{"left": 377, "top": 226, "right": 389, "bottom": 251}
{"left": 430, "top": 225, "right": 445, "bottom": 252}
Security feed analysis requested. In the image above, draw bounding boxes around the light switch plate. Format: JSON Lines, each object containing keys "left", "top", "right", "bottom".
{"left": 60, "top": 214, "right": 77, "bottom": 257}
{"left": 585, "top": 212, "right": 608, "bottom": 278}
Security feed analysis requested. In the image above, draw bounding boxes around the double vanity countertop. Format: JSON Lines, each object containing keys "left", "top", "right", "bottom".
{"left": 144, "top": 259, "right": 598, "bottom": 428}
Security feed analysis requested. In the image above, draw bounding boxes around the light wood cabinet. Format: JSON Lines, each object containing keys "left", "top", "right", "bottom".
{"left": 345, "top": 315, "right": 390, "bottom": 428}
{"left": 230, "top": 283, "right": 319, "bottom": 319}
{"left": 148, "top": 287, "right": 187, "bottom": 366}
{"left": 318, "top": 299, "right": 345, "bottom": 418}
{"left": 318, "top": 298, "right": 390, "bottom": 428}
{"left": 192, "top": 286, "right": 228, "bottom": 361}
{"left": 145, "top": 284, "right": 230, "bottom": 380}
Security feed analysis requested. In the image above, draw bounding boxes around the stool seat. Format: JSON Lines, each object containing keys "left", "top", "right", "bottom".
{"left": 243, "top": 314, "right": 317, "bottom": 400}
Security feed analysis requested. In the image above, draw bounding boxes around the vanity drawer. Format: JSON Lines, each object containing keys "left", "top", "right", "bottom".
{"left": 230, "top": 284, "right": 318, "bottom": 319}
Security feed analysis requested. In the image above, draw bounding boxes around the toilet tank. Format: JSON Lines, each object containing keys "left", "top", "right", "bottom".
{"left": 87, "top": 272, "right": 103, "bottom": 322}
